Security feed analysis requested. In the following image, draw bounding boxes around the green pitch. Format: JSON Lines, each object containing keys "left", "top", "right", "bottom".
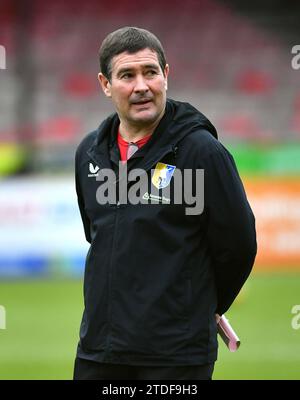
{"left": 0, "top": 273, "right": 300, "bottom": 380}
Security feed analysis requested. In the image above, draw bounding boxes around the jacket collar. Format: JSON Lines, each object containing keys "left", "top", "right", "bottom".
{"left": 87, "top": 98, "right": 217, "bottom": 172}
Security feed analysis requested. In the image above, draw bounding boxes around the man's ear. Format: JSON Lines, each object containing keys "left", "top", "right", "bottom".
{"left": 163, "top": 64, "right": 169, "bottom": 91}
{"left": 98, "top": 72, "right": 112, "bottom": 97}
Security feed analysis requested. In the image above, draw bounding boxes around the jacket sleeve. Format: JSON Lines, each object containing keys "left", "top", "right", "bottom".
{"left": 204, "top": 143, "right": 257, "bottom": 315}
{"left": 75, "top": 149, "right": 91, "bottom": 244}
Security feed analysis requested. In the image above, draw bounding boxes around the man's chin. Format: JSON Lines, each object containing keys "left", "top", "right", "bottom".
{"left": 130, "top": 111, "right": 159, "bottom": 125}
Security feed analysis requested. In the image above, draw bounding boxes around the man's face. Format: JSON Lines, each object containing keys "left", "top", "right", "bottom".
{"left": 98, "top": 48, "right": 169, "bottom": 129}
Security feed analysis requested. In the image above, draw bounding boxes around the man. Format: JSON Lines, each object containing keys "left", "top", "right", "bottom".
{"left": 73, "top": 27, "right": 257, "bottom": 380}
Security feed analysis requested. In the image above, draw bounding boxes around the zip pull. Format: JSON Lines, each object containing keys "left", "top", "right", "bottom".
{"left": 172, "top": 145, "right": 178, "bottom": 158}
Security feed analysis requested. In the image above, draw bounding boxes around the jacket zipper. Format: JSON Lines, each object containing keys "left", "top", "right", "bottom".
{"left": 105, "top": 199, "right": 120, "bottom": 359}
{"left": 88, "top": 145, "right": 177, "bottom": 359}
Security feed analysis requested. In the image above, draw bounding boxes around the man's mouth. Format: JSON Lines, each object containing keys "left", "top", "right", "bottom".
{"left": 131, "top": 99, "right": 152, "bottom": 105}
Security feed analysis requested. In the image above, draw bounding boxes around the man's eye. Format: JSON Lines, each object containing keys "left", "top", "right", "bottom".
{"left": 121, "top": 73, "right": 133, "bottom": 79}
{"left": 146, "top": 70, "right": 157, "bottom": 76}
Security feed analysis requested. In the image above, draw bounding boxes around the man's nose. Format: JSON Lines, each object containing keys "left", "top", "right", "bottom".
{"left": 133, "top": 75, "right": 149, "bottom": 93}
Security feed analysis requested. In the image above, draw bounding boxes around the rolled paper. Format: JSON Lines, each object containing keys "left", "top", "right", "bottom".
{"left": 216, "top": 314, "right": 241, "bottom": 352}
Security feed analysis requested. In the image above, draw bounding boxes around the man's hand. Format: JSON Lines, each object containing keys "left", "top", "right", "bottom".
{"left": 215, "top": 313, "right": 221, "bottom": 324}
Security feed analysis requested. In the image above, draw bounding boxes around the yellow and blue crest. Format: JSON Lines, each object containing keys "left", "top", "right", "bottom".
{"left": 152, "top": 162, "right": 176, "bottom": 189}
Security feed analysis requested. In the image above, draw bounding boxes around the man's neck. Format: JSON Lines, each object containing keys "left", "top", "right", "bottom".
{"left": 119, "top": 116, "right": 163, "bottom": 143}
{"left": 118, "top": 126, "right": 149, "bottom": 143}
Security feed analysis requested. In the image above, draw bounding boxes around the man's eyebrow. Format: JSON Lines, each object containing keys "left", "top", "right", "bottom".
{"left": 116, "top": 64, "right": 160, "bottom": 76}
{"left": 116, "top": 67, "right": 133, "bottom": 77}
{"left": 143, "top": 64, "right": 160, "bottom": 70}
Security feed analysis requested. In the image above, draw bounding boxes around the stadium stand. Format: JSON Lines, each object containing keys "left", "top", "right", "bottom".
{"left": 0, "top": 0, "right": 299, "bottom": 173}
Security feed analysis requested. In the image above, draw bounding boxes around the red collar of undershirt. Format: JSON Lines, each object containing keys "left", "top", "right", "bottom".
{"left": 117, "top": 130, "right": 152, "bottom": 161}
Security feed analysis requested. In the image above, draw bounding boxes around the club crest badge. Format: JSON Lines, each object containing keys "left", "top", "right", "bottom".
{"left": 152, "top": 162, "right": 176, "bottom": 189}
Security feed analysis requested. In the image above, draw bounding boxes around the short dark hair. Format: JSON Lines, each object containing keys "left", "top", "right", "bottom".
{"left": 99, "top": 27, "right": 167, "bottom": 81}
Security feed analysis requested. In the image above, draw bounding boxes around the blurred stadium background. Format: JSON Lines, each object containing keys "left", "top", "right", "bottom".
{"left": 0, "top": 0, "right": 300, "bottom": 380}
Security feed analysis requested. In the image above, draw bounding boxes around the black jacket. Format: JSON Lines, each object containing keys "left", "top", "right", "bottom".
{"left": 75, "top": 98, "right": 257, "bottom": 366}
